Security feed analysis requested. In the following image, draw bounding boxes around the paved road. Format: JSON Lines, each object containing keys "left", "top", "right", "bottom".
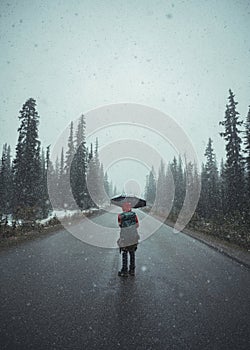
{"left": 0, "top": 210, "right": 249, "bottom": 349}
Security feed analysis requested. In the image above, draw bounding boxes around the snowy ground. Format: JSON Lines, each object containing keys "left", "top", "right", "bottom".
{"left": 40, "top": 207, "right": 103, "bottom": 225}
{"left": 1, "top": 208, "right": 101, "bottom": 227}
{"left": 39, "top": 209, "right": 82, "bottom": 225}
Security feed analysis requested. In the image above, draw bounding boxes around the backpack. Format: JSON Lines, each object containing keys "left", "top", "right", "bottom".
{"left": 118, "top": 211, "right": 139, "bottom": 247}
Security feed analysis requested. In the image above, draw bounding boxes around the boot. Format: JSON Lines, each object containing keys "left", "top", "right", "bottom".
{"left": 129, "top": 267, "right": 135, "bottom": 276}
{"left": 118, "top": 251, "right": 128, "bottom": 277}
{"left": 129, "top": 250, "right": 135, "bottom": 276}
{"left": 118, "top": 269, "right": 128, "bottom": 277}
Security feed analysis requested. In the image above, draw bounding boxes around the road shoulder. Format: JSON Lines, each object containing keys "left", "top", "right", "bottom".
{"left": 179, "top": 225, "right": 250, "bottom": 269}
{"left": 148, "top": 212, "right": 250, "bottom": 269}
{"left": 0, "top": 209, "right": 106, "bottom": 252}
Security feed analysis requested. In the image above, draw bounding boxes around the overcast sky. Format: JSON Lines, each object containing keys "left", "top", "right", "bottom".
{"left": 1, "top": 0, "right": 250, "bottom": 193}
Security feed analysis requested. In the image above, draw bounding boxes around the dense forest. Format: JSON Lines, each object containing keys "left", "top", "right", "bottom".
{"left": 144, "top": 90, "right": 250, "bottom": 248}
{"left": 0, "top": 98, "right": 115, "bottom": 223}
{"left": 1, "top": 90, "right": 250, "bottom": 249}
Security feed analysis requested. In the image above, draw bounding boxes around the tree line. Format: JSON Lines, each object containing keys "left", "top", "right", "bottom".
{"left": 0, "top": 98, "right": 115, "bottom": 222}
{"left": 144, "top": 90, "right": 250, "bottom": 247}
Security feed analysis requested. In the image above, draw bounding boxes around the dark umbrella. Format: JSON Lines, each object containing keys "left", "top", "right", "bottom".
{"left": 110, "top": 194, "right": 146, "bottom": 208}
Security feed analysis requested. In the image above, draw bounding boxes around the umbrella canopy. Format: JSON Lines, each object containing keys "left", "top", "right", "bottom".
{"left": 110, "top": 195, "right": 146, "bottom": 208}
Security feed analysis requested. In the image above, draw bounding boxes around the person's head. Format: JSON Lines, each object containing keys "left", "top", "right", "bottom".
{"left": 122, "top": 202, "right": 131, "bottom": 212}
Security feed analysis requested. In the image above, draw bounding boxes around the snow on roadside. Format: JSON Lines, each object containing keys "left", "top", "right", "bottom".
{"left": 39, "top": 208, "right": 99, "bottom": 225}
{"left": 1, "top": 207, "right": 104, "bottom": 227}
{"left": 0, "top": 214, "right": 15, "bottom": 226}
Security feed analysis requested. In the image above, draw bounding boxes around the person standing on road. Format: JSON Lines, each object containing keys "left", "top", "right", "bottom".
{"left": 117, "top": 202, "right": 140, "bottom": 277}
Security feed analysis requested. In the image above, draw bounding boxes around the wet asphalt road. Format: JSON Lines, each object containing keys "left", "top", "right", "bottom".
{"left": 0, "top": 210, "right": 249, "bottom": 350}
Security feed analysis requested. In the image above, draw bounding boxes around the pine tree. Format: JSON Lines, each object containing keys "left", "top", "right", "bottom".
{"left": 57, "top": 148, "right": 66, "bottom": 209}
{"left": 0, "top": 144, "right": 13, "bottom": 214}
{"left": 86, "top": 138, "right": 108, "bottom": 207}
{"left": 145, "top": 166, "right": 156, "bottom": 205}
{"left": 38, "top": 148, "right": 47, "bottom": 218}
{"left": 94, "top": 138, "right": 100, "bottom": 171}
{"left": 71, "top": 115, "right": 88, "bottom": 209}
{"left": 109, "top": 180, "right": 114, "bottom": 197}
{"left": 175, "top": 156, "right": 185, "bottom": 214}
{"left": 88, "top": 143, "right": 93, "bottom": 163}
{"left": 42, "top": 145, "right": 53, "bottom": 217}
{"left": 185, "top": 161, "right": 195, "bottom": 214}
{"left": 104, "top": 172, "right": 110, "bottom": 197}
{"left": 47, "top": 153, "right": 59, "bottom": 210}
{"left": 202, "top": 138, "right": 219, "bottom": 219}
{"left": 60, "top": 148, "right": 65, "bottom": 179}
{"left": 219, "top": 158, "right": 227, "bottom": 215}
{"left": 65, "top": 121, "right": 75, "bottom": 175}
{"left": 35, "top": 147, "right": 52, "bottom": 219}
{"left": 99, "top": 163, "right": 107, "bottom": 205}
{"left": 12, "top": 98, "right": 41, "bottom": 220}
{"left": 55, "top": 156, "right": 60, "bottom": 181}
{"left": 170, "top": 157, "right": 178, "bottom": 215}
{"left": 63, "top": 122, "right": 76, "bottom": 209}
{"left": 168, "top": 156, "right": 185, "bottom": 217}
{"left": 155, "top": 160, "right": 168, "bottom": 215}
{"left": 219, "top": 90, "right": 245, "bottom": 214}
{"left": 86, "top": 142, "right": 98, "bottom": 208}
{"left": 165, "top": 163, "right": 175, "bottom": 214}
{"left": 86, "top": 158, "right": 97, "bottom": 208}
{"left": 198, "top": 162, "right": 207, "bottom": 218}
{"left": 144, "top": 174, "right": 149, "bottom": 200}
{"left": 244, "top": 106, "right": 250, "bottom": 199}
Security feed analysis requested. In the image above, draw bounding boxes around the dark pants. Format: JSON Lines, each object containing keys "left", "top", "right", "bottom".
{"left": 121, "top": 245, "right": 137, "bottom": 272}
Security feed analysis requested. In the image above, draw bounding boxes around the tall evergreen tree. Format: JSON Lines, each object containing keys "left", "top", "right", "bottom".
{"left": 94, "top": 138, "right": 100, "bottom": 171}
{"left": 165, "top": 163, "right": 175, "bottom": 214}
{"left": 86, "top": 139, "right": 107, "bottom": 207}
{"left": 87, "top": 141, "right": 99, "bottom": 208}
{"left": 39, "top": 148, "right": 47, "bottom": 217}
{"left": 155, "top": 160, "right": 168, "bottom": 215}
{"left": 219, "top": 158, "right": 227, "bottom": 215}
{"left": 63, "top": 122, "right": 76, "bottom": 209}
{"left": 36, "top": 147, "right": 51, "bottom": 218}
{"left": 201, "top": 138, "right": 219, "bottom": 219}
{"left": 243, "top": 106, "right": 250, "bottom": 200}
{"left": 12, "top": 98, "right": 41, "bottom": 220}
{"left": 145, "top": 166, "right": 156, "bottom": 205}
{"left": 0, "top": 144, "right": 12, "bottom": 214}
{"left": 144, "top": 174, "right": 149, "bottom": 200}
{"left": 167, "top": 156, "right": 185, "bottom": 217}
{"left": 88, "top": 143, "right": 93, "bottom": 163}
{"left": 109, "top": 180, "right": 114, "bottom": 197}
{"left": 41, "top": 145, "right": 53, "bottom": 217}
{"left": 71, "top": 115, "right": 88, "bottom": 209}
{"left": 104, "top": 171, "right": 110, "bottom": 197}
{"left": 175, "top": 156, "right": 185, "bottom": 214}
{"left": 170, "top": 157, "right": 179, "bottom": 215}
{"left": 219, "top": 90, "right": 244, "bottom": 214}
{"left": 49, "top": 155, "right": 60, "bottom": 209}
{"left": 181, "top": 159, "right": 200, "bottom": 223}
{"left": 198, "top": 162, "right": 207, "bottom": 218}
{"left": 54, "top": 156, "right": 60, "bottom": 181}
{"left": 58, "top": 147, "right": 66, "bottom": 209}
{"left": 185, "top": 161, "right": 194, "bottom": 214}
{"left": 65, "top": 121, "right": 75, "bottom": 175}
{"left": 60, "top": 148, "right": 65, "bottom": 179}
{"left": 86, "top": 143, "right": 96, "bottom": 208}
{"left": 99, "top": 163, "right": 107, "bottom": 205}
